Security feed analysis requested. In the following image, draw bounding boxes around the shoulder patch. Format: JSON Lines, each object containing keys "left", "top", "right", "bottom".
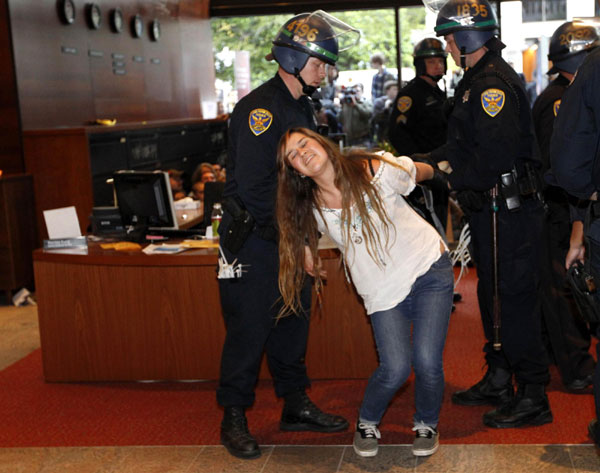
{"left": 248, "top": 108, "right": 273, "bottom": 136}
{"left": 397, "top": 96, "right": 412, "bottom": 113}
{"left": 481, "top": 88, "right": 505, "bottom": 118}
{"left": 553, "top": 99, "right": 561, "bottom": 117}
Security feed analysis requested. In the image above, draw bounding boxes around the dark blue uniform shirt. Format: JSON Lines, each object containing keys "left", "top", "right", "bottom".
{"left": 533, "top": 74, "right": 569, "bottom": 176}
{"left": 224, "top": 73, "right": 316, "bottom": 228}
{"left": 388, "top": 76, "right": 447, "bottom": 156}
{"left": 550, "top": 47, "right": 600, "bottom": 201}
{"left": 431, "top": 51, "right": 540, "bottom": 192}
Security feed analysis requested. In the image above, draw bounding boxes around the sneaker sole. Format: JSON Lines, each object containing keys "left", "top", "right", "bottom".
{"left": 353, "top": 444, "right": 378, "bottom": 457}
{"left": 279, "top": 421, "right": 349, "bottom": 433}
{"left": 412, "top": 443, "right": 439, "bottom": 457}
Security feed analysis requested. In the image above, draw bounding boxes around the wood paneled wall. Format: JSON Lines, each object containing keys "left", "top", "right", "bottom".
{"left": 8, "top": 0, "right": 214, "bottom": 130}
{"left": 0, "top": 0, "right": 23, "bottom": 174}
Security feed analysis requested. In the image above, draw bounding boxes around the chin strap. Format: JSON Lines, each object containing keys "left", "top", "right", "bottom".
{"left": 426, "top": 74, "right": 444, "bottom": 83}
{"left": 294, "top": 68, "right": 317, "bottom": 96}
{"left": 460, "top": 46, "right": 467, "bottom": 69}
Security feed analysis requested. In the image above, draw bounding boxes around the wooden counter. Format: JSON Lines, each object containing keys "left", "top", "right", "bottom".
{"left": 33, "top": 242, "right": 378, "bottom": 382}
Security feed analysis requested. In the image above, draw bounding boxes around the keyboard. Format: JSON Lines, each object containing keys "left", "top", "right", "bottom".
{"left": 146, "top": 228, "right": 205, "bottom": 238}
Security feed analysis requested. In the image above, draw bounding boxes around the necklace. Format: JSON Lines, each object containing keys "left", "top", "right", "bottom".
{"left": 350, "top": 216, "right": 363, "bottom": 244}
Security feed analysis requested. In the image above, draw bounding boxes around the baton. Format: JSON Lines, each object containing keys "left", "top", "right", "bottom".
{"left": 490, "top": 184, "right": 501, "bottom": 351}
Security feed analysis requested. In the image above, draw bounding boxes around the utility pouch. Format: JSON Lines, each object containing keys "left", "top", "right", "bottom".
{"left": 518, "top": 162, "right": 539, "bottom": 198}
{"left": 499, "top": 168, "right": 521, "bottom": 211}
{"left": 221, "top": 196, "right": 255, "bottom": 253}
{"left": 566, "top": 260, "right": 600, "bottom": 324}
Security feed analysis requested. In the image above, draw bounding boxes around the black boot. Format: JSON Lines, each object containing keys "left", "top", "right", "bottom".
{"left": 280, "top": 390, "right": 349, "bottom": 432}
{"left": 483, "top": 384, "right": 553, "bottom": 428}
{"left": 452, "top": 367, "right": 514, "bottom": 406}
{"left": 221, "top": 406, "right": 261, "bottom": 459}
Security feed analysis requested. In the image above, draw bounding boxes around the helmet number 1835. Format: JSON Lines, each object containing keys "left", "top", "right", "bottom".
{"left": 457, "top": 3, "right": 488, "bottom": 18}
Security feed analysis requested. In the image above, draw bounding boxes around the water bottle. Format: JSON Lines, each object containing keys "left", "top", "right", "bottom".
{"left": 211, "top": 202, "right": 223, "bottom": 238}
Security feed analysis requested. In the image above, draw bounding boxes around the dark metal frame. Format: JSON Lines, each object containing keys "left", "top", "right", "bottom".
{"left": 210, "top": 0, "right": 505, "bottom": 17}
{"left": 209, "top": 0, "right": 504, "bottom": 82}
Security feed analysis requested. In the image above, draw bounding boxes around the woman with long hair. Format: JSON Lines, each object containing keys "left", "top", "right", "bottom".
{"left": 276, "top": 127, "right": 454, "bottom": 458}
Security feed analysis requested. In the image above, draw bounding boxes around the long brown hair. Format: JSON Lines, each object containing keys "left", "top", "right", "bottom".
{"left": 276, "top": 127, "right": 393, "bottom": 317}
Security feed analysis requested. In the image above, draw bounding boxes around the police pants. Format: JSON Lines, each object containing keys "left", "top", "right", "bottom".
{"left": 586, "top": 225, "right": 600, "bottom": 420}
{"left": 539, "top": 200, "right": 594, "bottom": 385}
{"left": 468, "top": 200, "right": 550, "bottom": 386}
{"left": 216, "top": 223, "right": 312, "bottom": 408}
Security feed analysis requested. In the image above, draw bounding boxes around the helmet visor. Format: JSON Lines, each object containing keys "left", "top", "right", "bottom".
{"left": 304, "top": 10, "right": 361, "bottom": 52}
{"left": 565, "top": 19, "right": 600, "bottom": 55}
{"left": 422, "top": 0, "right": 450, "bottom": 14}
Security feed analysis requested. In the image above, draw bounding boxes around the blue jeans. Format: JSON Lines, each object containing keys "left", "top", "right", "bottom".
{"left": 359, "top": 252, "right": 454, "bottom": 428}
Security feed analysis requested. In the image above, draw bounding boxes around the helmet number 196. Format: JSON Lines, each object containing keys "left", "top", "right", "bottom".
{"left": 286, "top": 20, "right": 319, "bottom": 42}
{"left": 457, "top": 3, "right": 488, "bottom": 17}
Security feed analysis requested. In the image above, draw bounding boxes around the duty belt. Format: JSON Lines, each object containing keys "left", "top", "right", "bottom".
{"left": 590, "top": 201, "right": 600, "bottom": 220}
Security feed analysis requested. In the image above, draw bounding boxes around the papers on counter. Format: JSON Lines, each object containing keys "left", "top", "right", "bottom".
{"left": 142, "top": 243, "right": 187, "bottom": 255}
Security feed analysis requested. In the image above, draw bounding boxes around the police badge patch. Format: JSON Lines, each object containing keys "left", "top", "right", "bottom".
{"left": 397, "top": 96, "right": 412, "bottom": 113}
{"left": 553, "top": 99, "right": 561, "bottom": 117}
{"left": 249, "top": 108, "right": 273, "bottom": 136}
{"left": 481, "top": 88, "right": 505, "bottom": 117}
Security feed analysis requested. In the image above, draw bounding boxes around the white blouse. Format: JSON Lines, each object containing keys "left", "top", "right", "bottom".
{"left": 315, "top": 155, "right": 446, "bottom": 315}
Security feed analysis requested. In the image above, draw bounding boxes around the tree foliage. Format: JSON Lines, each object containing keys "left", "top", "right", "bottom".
{"left": 211, "top": 8, "right": 426, "bottom": 90}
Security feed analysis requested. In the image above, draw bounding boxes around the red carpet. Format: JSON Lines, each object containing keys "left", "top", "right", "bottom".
{"left": 0, "top": 269, "right": 596, "bottom": 447}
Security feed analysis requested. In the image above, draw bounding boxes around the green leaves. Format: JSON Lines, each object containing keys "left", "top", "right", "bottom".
{"left": 211, "top": 8, "right": 426, "bottom": 90}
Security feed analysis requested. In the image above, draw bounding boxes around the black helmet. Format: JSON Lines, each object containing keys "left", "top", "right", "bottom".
{"left": 270, "top": 10, "right": 359, "bottom": 75}
{"left": 548, "top": 20, "right": 600, "bottom": 75}
{"left": 434, "top": 0, "right": 499, "bottom": 54}
{"left": 413, "top": 38, "right": 448, "bottom": 78}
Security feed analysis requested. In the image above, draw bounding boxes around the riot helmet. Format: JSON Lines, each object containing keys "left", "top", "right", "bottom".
{"left": 413, "top": 38, "right": 448, "bottom": 81}
{"left": 433, "top": 0, "right": 499, "bottom": 54}
{"left": 548, "top": 20, "right": 600, "bottom": 75}
{"left": 270, "top": 10, "right": 359, "bottom": 95}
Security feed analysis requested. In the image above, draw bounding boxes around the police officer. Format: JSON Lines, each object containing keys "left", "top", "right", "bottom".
{"left": 549, "top": 28, "right": 600, "bottom": 447}
{"left": 532, "top": 21, "right": 598, "bottom": 392}
{"left": 389, "top": 38, "right": 447, "bottom": 157}
{"left": 217, "top": 11, "right": 359, "bottom": 460}
{"left": 426, "top": 0, "right": 552, "bottom": 428}
{"left": 388, "top": 37, "right": 449, "bottom": 233}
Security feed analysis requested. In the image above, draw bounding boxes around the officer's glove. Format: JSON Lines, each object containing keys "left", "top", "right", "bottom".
{"left": 456, "top": 190, "right": 485, "bottom": 218}
{"left": 410, "top": 152, "right": 435, "bottom": 167}
{"left": 421, "top": 167, "right": 450, "bottom": 193}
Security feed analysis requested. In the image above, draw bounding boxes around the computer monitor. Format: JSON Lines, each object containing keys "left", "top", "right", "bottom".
{"left": 113, "top": 170, "right": 178, "bottom": 230}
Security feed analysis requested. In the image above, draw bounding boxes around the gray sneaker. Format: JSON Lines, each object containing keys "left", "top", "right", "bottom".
{"left": 353, "top": 421, "right": 381, "bottom": 457}
{"left": 412, "top": 425, "right": 439, "bottom": 456}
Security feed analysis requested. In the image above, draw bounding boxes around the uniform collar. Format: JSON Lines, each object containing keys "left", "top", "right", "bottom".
{"left": 463, "top": 49, "right": 497, "bottom": 80}
{"left": 272, "top": 72, "right": 312, "bottom": 103}
{"left": 416, "top": 75, "right": 442, "bottom": 91}
{"left": 552, "top": 74, "right": 570, "bottom": 86}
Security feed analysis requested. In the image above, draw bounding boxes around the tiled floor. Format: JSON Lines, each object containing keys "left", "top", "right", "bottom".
{"left": 1, "top": 303, "right": 600, "bottom": 473}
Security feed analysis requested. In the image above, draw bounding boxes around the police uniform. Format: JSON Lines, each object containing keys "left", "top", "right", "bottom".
{"left": 550, "top": 46, "right": 600, "bottom": 441}
{"left": 388, "top": 77, "right": 447, "bottom": 156}
{"left": 532, "top": 75, "right": 595, "bottom": 390}
{"left": 431, "top": 50, "right": 550, "bottom": 389}
{"left": 217, "top": 73, "right": 316, "bottom": 408}
{"left": 388, "top": 76, "right": 448, "bottom": 231}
